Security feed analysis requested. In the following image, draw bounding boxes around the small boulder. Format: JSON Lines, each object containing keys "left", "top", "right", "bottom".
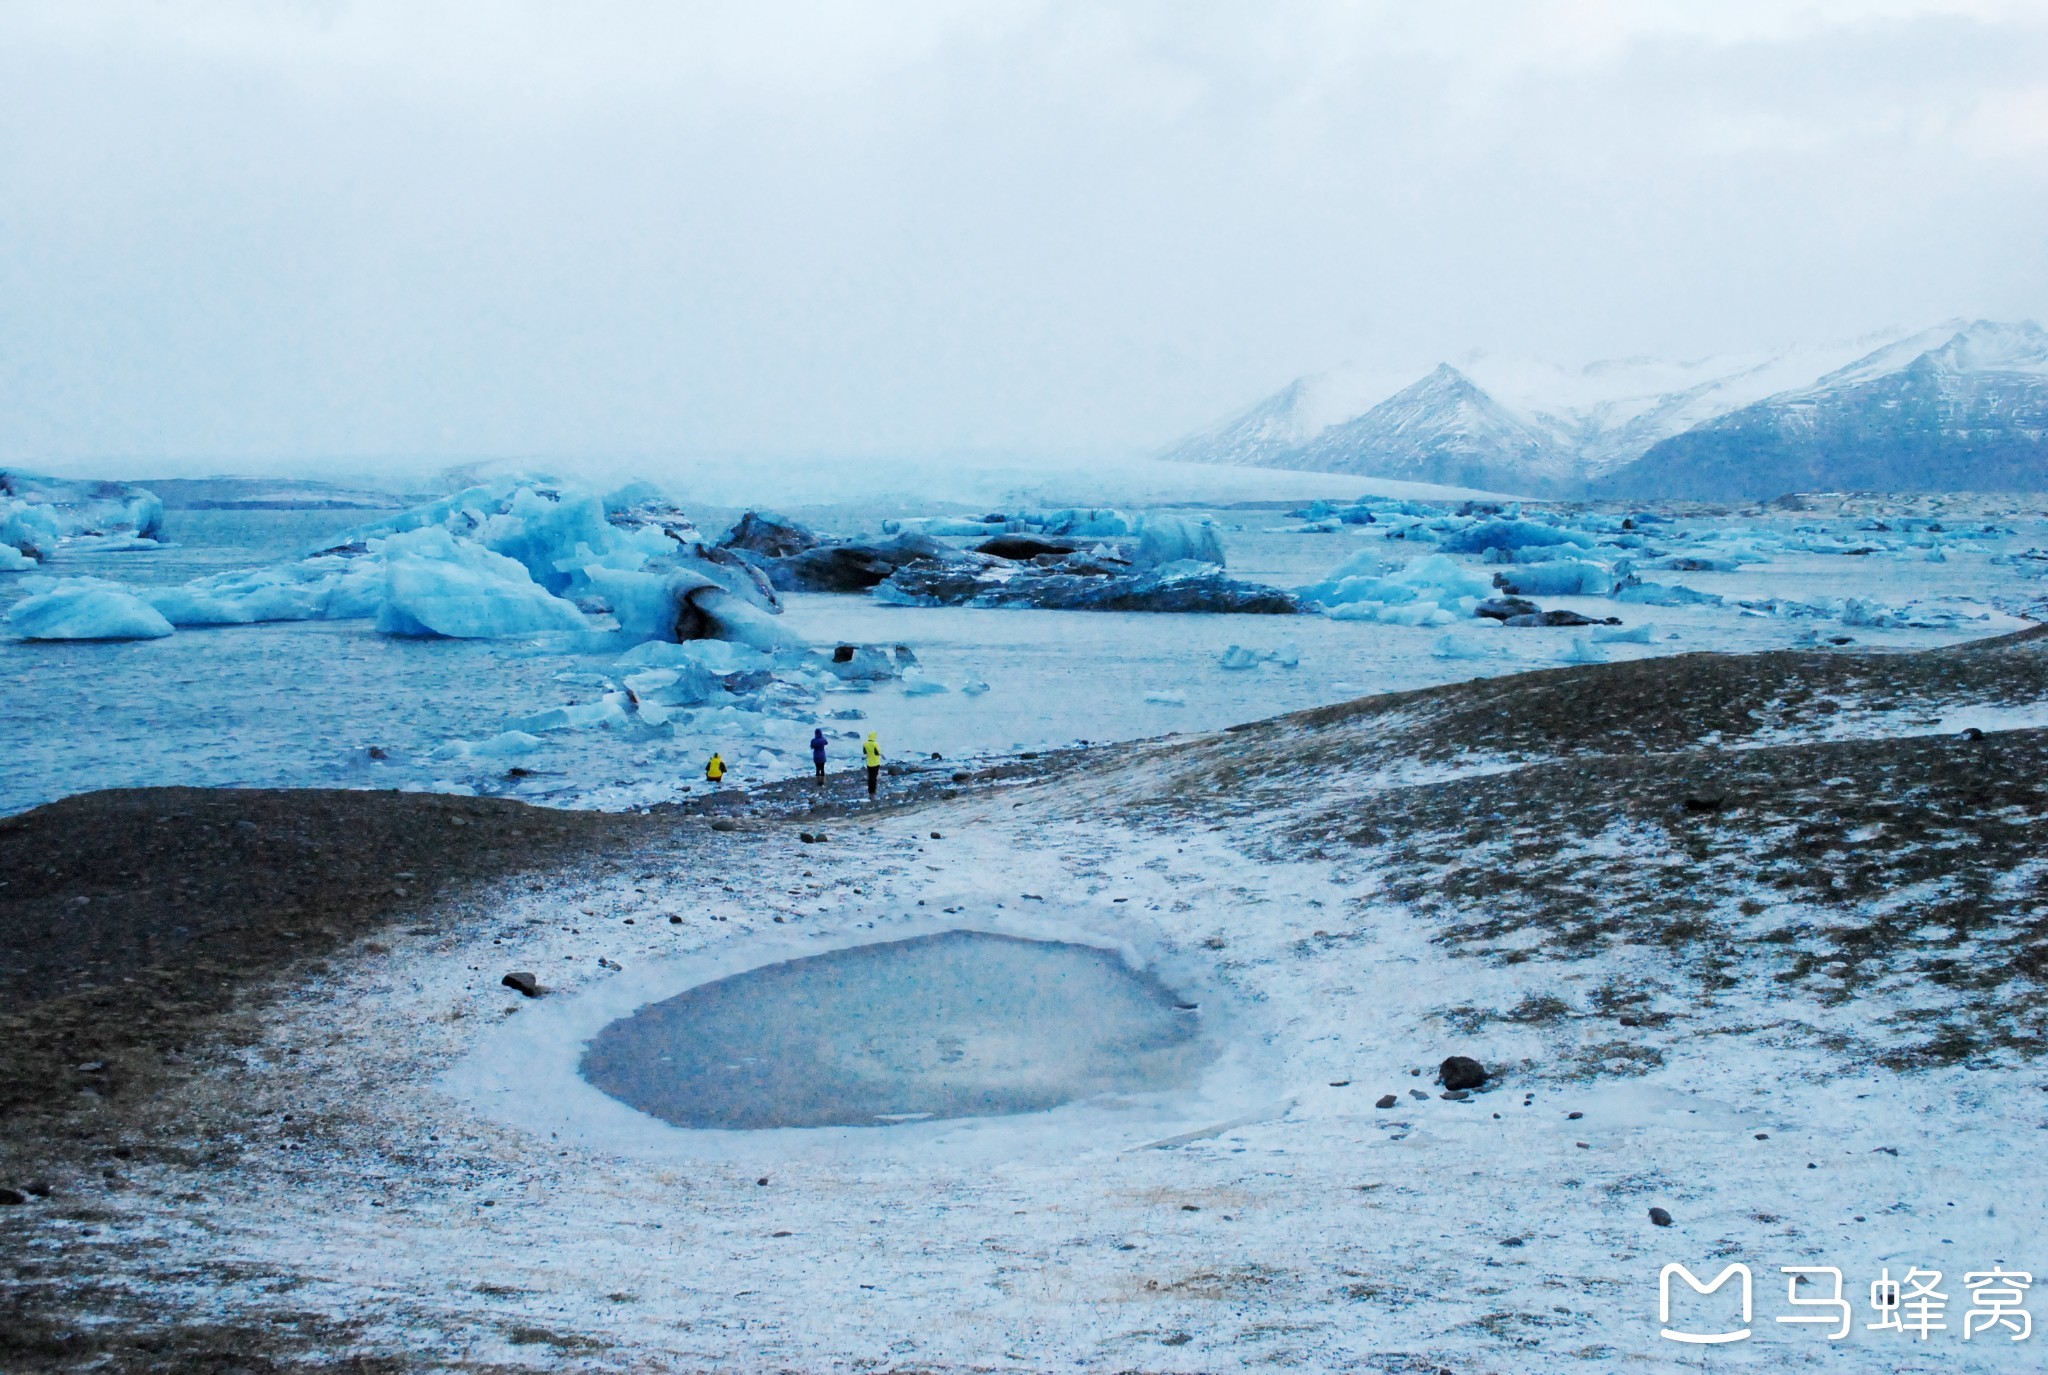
{"left": 1439, "top": 1056, "right": 1488, "bottom": 1091}
{"left": 0, "top": 1187, "right": 26, "bottom": 1206}
{"left": 1375, "top": 1094, "right": 1398, "bottom": 1109}
{"left": 501, "top": 972, "right": 543, "bottom": 998}
{"left": 710, "top": 819, "right": 739, "bottom": 832}
{"left": 1649, "top": 1206, "right": 1673, "bottom": 1227}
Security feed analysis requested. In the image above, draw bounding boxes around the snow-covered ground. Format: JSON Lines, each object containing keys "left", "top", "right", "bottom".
{"left": 55, "top": 768, "right": 2048, "bottom": 1370}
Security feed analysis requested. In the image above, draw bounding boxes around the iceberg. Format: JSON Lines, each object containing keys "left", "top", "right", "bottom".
{"left": 374, "top": 527, "right": 592, "bottom": 639}
{"left": 1302, "top": 552, "right": 1493, "bottom": 614}
{"left": 1132, "top": 513, "right": 1226, "bottom": 570}
{"left": 1432, "top": 632, "right": 1505, "bottom": 660}
{"left": 1490, "top": 559, "right": 1616, "bottom": 597}
{"left": 9, "top": 578, "right": 176, "bottom": 640}
{"left": 1439, "top": 519, "right": 1592, "bottom": 556}
{"left": 0, "top": 472, "right": 164, "bottom": 545}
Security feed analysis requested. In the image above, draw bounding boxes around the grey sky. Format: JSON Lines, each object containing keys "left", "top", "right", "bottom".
{"left": 3, "top": 1, "right": 2045, "bottom": 477}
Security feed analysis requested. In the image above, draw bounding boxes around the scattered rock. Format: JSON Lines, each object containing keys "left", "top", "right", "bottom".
{"left": 1682, "top": 795, "right": 1727, "bottom": 813}
{"left": 1440, "top": 1089, "right": 1470, "bottom": 1101}
{"left": 799, "top": 832, "right": 816, "bottom": 843}
{"left": 0, "top": 1187, "right": 26, "bottom": 1206}
{"left": 1567, "top": 1110, "right": 1583, "bottom": 1120}
{"left": 710, "top": 819, "right": 739, "bottom": 832}
{"left": 1962, "top": 726, "right": 1987, "bottom": 741}
{"left": 1408, "top": 1089, "right": 1429, "bottom": 1101}
{"left": 668, "top": 915, "right": 682, "bottom": 924}
{"left": 1376, "top": 1094, "right": 1398, "bottom": 1109}
{"left": 1649, "top": 1206, "right": 1673, "bottom": 1227}
{"left": 930, "top": 831, "right": 942, "bottom": 839}
{"left": 1439, "top": 1055, "right": 1488, "bottom": 1091}
{"left": 502, "top": 972, "right": 543, "bottom": 998}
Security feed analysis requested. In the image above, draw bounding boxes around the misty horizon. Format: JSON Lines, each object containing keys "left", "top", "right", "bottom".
{"left": 4, "top": 2, "right": 2046, "bottom": 476}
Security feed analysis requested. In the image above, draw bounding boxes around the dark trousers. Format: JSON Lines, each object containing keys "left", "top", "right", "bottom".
{"left": 814, "top": 760, "right": 826, "bottom": 784}
{"left": 865, "top": 765, "right": 879, "bottom": 797}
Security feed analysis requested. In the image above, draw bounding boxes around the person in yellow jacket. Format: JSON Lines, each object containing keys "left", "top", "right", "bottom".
{"left": 705, "top": 752, "right": 726, "bottom": 785}
{"left": 862, "top": 733, "right": 882, "bottom": 799}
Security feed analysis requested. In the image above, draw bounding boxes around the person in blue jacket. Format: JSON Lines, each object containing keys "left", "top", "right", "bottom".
{"left": 810, "top": 728, "right": 829, "bottom": 786}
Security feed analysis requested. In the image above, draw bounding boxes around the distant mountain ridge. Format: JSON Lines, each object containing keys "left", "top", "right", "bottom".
{"left": 1167, "top": 320, "right": 2048, "bottom": 500}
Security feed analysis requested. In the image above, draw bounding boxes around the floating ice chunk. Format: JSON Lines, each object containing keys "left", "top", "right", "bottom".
{"left": 615, "top": 638, "right": 772, "bottom": 675}
{"left": 902, "top": 671, "right": 950, "bottom": 696}
{"left": 1615, "top": 580, "right": 1722, "bottom": 607}
{"left": 822, "top": 644, "right": 902, "bottom": 681}
{"left": 1490, "top": 559, "right": 1615, "bottom": 597}
{"left": 436, "top": 730, "right": 548, "bottom": 761}
{"left": 8, "top": 578, "right": 175, "bottom": 640}
{"left": 0, "top": 544, "right": 34, "bottom": 572}
{"left": 374, "top": 527, "right": 591, "bottom": 639}
{"left": 1302, "top": 551, "right": 1491, "bottom": 610}
{"left": 1132, "top": 513, "right": 1226, "bottom": 570}
{"left": 1431, "top": 632, "right": 1504, "bottom": 660}
{"left": 1, "top": 503, "right": 62, "bottom": 561}
{"left": 0, "top": 475, "right": 163, "bottom": 544}
{"left": 1591, "top": 622, "right": 1655, "bottom": 644}
{"left": 1218, "top": 643, "right": 1300, "bottom": 669}
{"left": 143, "top": 563, "right": 344, "bottom": 625}
{"left": 1563, "top": 637, "right": 1606, "bottom": 663}
{"left": 1144, "top": 690, "right": 1187, "bottom": 706}
{"left": 1440, "top": 520, "right": 1592, "bottom": 556}
{"left": 1375, "top": 601, "right": 1453, "bottom": 627}
{"left": 622, "top": 665, "right": 721, "bottom": 708}
{"left": 960, "top": 679, "right": 991, "bottom": 696}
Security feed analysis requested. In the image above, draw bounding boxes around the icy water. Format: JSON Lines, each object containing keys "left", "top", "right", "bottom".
{"left": 579, "top": 930, "right": 1212, "bottom": 1129}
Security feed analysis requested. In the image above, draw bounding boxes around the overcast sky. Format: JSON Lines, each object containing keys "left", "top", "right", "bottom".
{"left": 3, "top": 0, "right": 2045, "bottom": 477}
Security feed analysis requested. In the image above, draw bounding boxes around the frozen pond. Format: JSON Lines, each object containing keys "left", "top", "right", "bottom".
{"left": 578, "top": 929, "right": 1210, "bottom": 1130}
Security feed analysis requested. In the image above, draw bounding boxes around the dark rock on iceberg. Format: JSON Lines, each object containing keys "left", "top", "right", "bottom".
{"left": 718, "top": 511, "right": 820, "bottom": 559}
{"left": 768, "top": 534, "right": 951, "bottom": 593}
{"left": 1474, "top": 597, "right": 1540, "bottom": 621}
{"left": 882, "top": 562, "right": 1300, "bottom": 614}
{"left": 975, "top": 534, "right": 1084, "bottom": 561}
{"left": 1502, "top": 609, "right": 1620, "bottom": 627}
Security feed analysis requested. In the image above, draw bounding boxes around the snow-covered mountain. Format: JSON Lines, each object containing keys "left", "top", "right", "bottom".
{"left": 1598, "top": 319, "right": 2048, "bottom": 500}
{"left": 1169, "top": 320, "right": 2048, "bottom": 499}
{"left": 1287, "top": 363, "right": 1578, "bottom": 493}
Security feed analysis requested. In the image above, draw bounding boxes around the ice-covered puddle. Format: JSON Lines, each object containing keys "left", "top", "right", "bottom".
{"left": 578, "top": 929, "right": 1210, "bottom": 1129}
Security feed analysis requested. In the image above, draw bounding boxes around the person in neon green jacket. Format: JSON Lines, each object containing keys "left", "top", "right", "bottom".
{"left": 863, "top": 733, "right": 881, "bottom": 799}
